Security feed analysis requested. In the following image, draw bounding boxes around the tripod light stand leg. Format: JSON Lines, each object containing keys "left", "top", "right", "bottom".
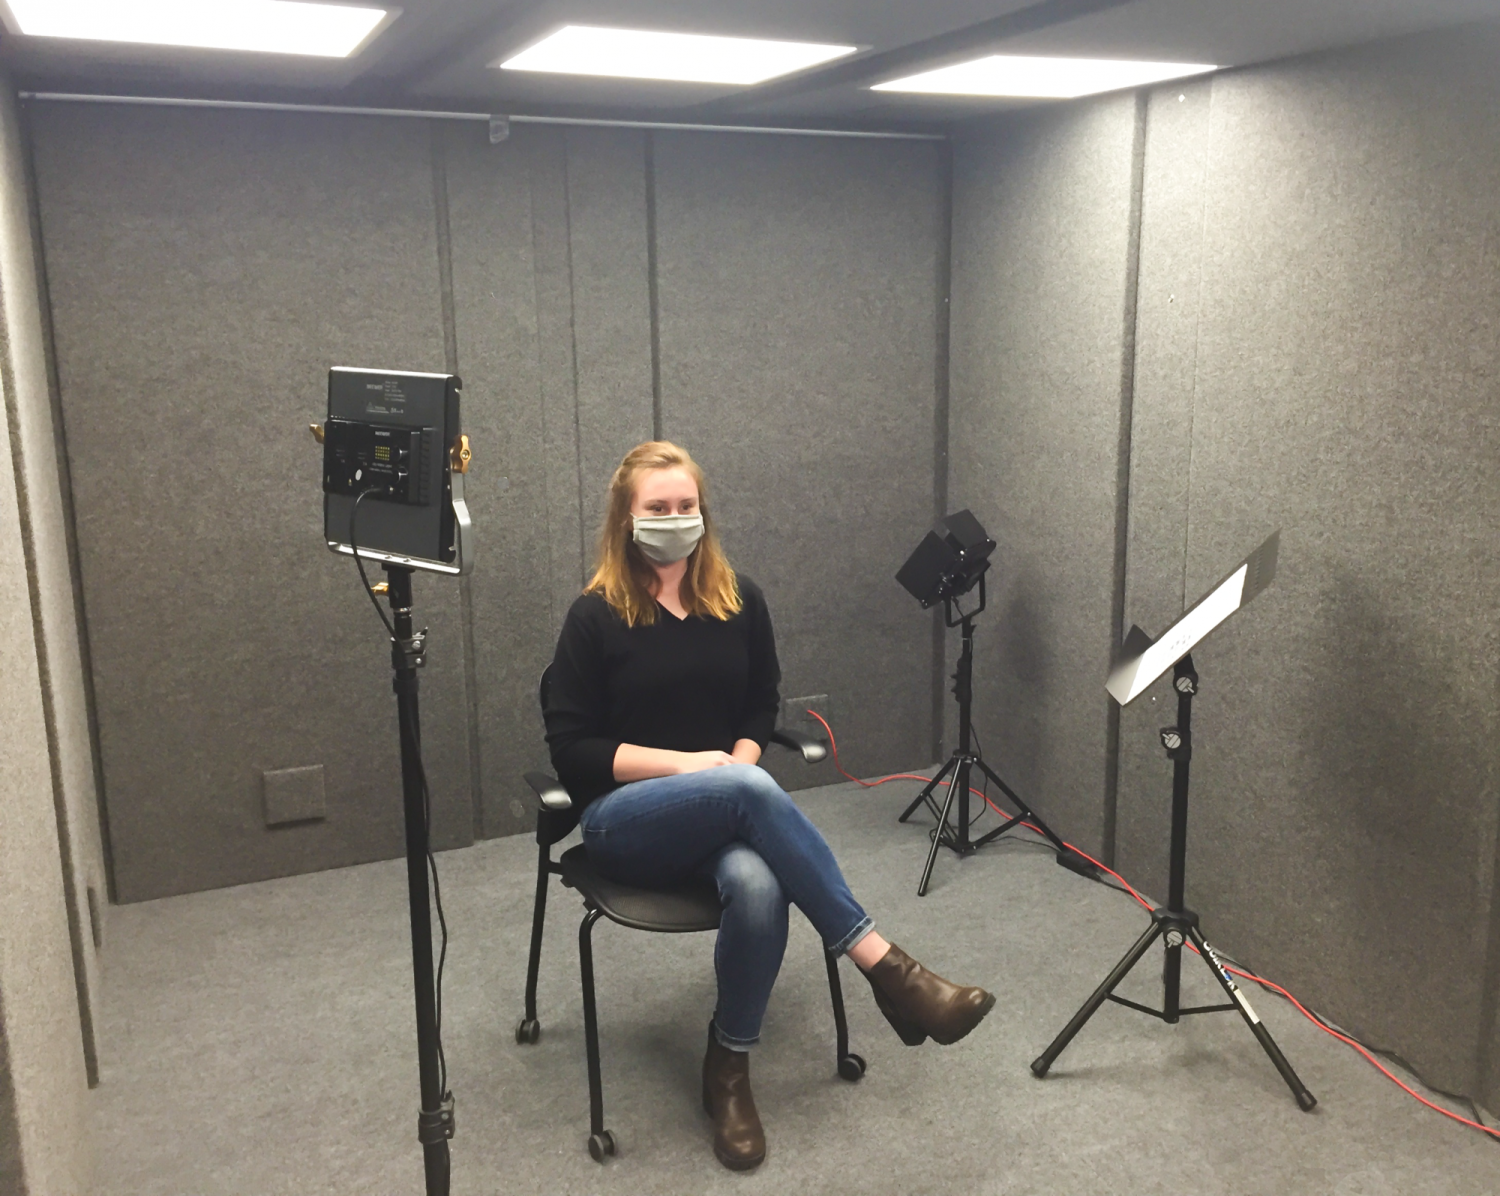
{"left": 917, "top": 768, "right": 962, "bottom": 896}
{"left": 1031, "top": 919, "right": 1163, "bottom": 1078}
{"left": 1187, "top": 926, "right": 1316, "bottom": 1111}
{"left": 899, "top": 756, "right": 956, "bottom": 824}
{"left": 1163, "top": 929, "right": 1183, "bottom": 1023}
{"left": 969, "top": 758, "right": 1097, "bottom": 876}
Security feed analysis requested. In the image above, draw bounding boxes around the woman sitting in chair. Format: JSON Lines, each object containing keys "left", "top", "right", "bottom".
{"left": 545, "top": 440, "right": 994, "bottom": 1171}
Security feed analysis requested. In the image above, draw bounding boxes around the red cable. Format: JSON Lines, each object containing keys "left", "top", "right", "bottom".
{"left": 806, "top": 709, "right": 992, "bottom": 800}
{"left": 804, "top": 709, "right": 1500, "bottom": 1143}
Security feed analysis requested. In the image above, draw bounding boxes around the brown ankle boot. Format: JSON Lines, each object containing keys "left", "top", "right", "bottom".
{"left": 864, "top": 943, "right": 996, "bottom": 1046}
{"left": 701, "top": 1030, "right": 766, "bottom": 1171}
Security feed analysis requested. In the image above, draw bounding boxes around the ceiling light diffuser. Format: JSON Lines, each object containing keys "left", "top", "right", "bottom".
{"left": 5, "top": 0, "right": 391, "bottom": 58}
{"left": 498, "top": 25, "right": 856, "bottom": 85}
{"left": 873, "top": 55, "right": 1217, "bottom": 99}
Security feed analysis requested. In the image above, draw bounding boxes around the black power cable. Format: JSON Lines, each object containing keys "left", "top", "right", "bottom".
{"left": 350, "top": 489, "right": 397, "bottom": 639}
{"left": 402, "top": 700, "right": 451, "bottom": 1102}
{"left": 969, "top": 720, "right": 992, "bottom": 829}
{"left": 350, "top": 487, "right": 451, "bottom": 1102}
{"left": 940, "top": 591, "right": 993, "bottom": 832}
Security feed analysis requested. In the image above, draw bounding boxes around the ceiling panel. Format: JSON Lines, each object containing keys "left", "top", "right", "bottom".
{"left": 3, "top": 0, "right": 1499, "bottom": 123}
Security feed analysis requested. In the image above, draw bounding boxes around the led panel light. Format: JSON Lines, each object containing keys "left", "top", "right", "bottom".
{"left": 873, "top": 55, "right": 1216, "bottom": 99}
{"left": 6, "top": 0, "right": 391, "bottom": 58}
{"left": 498, "top": 25, "right": 856, "bottom": 85}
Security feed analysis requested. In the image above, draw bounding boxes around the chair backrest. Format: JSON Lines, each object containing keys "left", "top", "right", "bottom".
{"left": 532, "top": 662, "right": 581, "bottom": 843}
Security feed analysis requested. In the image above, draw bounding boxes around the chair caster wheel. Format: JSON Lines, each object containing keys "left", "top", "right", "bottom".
{"left": 515, "top": 1018, "right": 540, "bottom": 1045}
{"left": 837, "top": 1053, "right": 866, "bottom": 1081}
{"left": 588, "top": 1130, "right": 616, "bottom": 1162}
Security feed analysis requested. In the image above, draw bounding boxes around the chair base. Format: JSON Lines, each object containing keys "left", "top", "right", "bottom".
{"left": 587, "top": 1130, "right": 617, "bottom": 1162}
{"left": 518, "top": 842, "right": 866, "bottom": 1162}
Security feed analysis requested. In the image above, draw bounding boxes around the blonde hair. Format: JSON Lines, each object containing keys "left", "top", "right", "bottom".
{"left": 586, "top": 441, "right": 742, "bottom": 627}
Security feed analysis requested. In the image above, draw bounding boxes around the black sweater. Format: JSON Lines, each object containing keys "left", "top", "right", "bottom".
{"left": 544, "top": 576, "right": 781, "bottom": 807}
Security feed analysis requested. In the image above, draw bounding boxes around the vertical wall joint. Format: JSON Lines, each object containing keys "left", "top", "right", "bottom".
{"left": 645, "top": 131, "right": 663, "bottom": 440}
{"left": 1102, "top": 90, "right": 1150, "bottom": 867}
{"left": 931, "top": 139, "right": 954, "bottom": 763}
{"left": 430, "top": 121, "right": 484, "bottom": 838}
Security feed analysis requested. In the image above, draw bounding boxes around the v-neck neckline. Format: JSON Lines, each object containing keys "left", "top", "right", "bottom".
{"left": 656, "top": 600, "right": 688, "bottom": 624}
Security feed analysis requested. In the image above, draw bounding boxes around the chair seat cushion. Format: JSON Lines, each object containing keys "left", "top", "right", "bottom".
{"left": 558, "top": 845, "right": 721, "bottom": 933}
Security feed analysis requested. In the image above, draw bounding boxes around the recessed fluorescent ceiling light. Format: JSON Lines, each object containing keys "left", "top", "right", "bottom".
{"left": 6, "top": 0, "right": 390, "bottom": 58}
{"left": 499, "top": 25, "right": 856, "bottom": 85}
{"left": 873, "top": 55, "right": 1216, "bottom": 98}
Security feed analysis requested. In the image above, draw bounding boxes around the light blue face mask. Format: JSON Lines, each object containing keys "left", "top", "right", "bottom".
{"left": 632, "top": 513, "right": 705, "bottom": 564}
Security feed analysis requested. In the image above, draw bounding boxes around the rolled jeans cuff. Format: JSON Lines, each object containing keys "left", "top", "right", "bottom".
{"left": 829, "top": 915, "right": 875, "bottom": 958}
{"left": 711, "top": 1019, "right": 757, "bottom": 1052}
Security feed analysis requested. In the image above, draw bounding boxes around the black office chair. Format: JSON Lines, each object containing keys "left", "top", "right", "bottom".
{"left": 516, "top": 665, "right": 866, "bottom": 1162}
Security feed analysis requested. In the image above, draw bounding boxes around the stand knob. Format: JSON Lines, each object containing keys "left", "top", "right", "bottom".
{"left": 450, "top": 433, "right": 472, "bottom": 474}
{"left": 1159, "top": 727, "right": 1190, "bottom": 761}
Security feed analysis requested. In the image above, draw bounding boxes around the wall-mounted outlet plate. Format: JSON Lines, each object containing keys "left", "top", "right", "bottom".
{"left": 262, "top": 764, "right": 326, "bottom": 826}
{"left": 780, "top": 694, "right": 831, "bottom": 740}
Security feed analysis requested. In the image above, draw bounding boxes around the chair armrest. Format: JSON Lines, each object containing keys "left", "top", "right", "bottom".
{"left": 768, "top": 728, "right": 828, "bottom": 765}
{"left": 523, "top": 771, "right": 574, "bottom": 812}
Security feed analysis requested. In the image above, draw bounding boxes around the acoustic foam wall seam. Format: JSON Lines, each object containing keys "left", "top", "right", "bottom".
{"left": 563, "top": 135, "right": 587, "bottom": 591}
{"left": 428, "top": 118, "right": 485, "bottom": 840}
{"left": 441, "top": 122, "right": 555, "bottom": 838}
{"left": 0, "top": 311, "right": 96, "bottom": 1088}
{"left": 527, "top": 128, "right": 586, "bottom": 635}
{"left": 18, "top": 100, "right": 112, "bottom": 905}
{"left": 1101, "top": 91, "right": 1151, "bottom": 870}
{"left": 931, "top": 138, "right": 954, "bottom": 765}
{"left": 1177, "top": 78, "right": 1217, "bottom": 614}
{"left": 645, "top": 131, "right": 663, "bottom": 441}
{"left": 0, "top": 100, "right": 98, "bottom": 1085}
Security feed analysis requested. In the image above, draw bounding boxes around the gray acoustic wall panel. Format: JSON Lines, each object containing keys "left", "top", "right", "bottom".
{"left": 947, "top": 97, "right": 1140, "bottom": 857}
{"left": 525, "top": 128, "right": 592, "bottom": 632}
{"left": 954, "top": 21, "right": 1500, "bottom": 1109}
{"left": 30, "top": 104, "right": 949, "bottom": 894}
{"left": 563, "top": 127, "right": 655, "bottom": 542}
{"left": 1140, "top": 28, "right": 1500, "bottom": 1100}
{"left": 443, "top": 122, "right": 653, "bottom": 838}
{"left": 652, "top": 132, "right": 946, "bottom": 789}
{"left": 1, "top": 85, "right": 106, "bottom": 1083}
{"left": 443, "top": 122, "right": 557, "bottom": 839}
{"left": 0, "top": 140, "right": 93, "bottom": 1184}
{"left": 31, "top": 104, "right": 474, "bottom": 901}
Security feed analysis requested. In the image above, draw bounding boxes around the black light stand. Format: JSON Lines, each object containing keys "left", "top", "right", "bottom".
{"left": 318, "top": 368, "right": 469, "bottom": 1193}
{"left": 382, "top": 564, "right": 455, "bottom": 1194}
{"left": 899, "top": 573, "right": 1097, "bottom": 896}
{"left": 1030, "top": 654, "right": 1316, "bottom": 1111}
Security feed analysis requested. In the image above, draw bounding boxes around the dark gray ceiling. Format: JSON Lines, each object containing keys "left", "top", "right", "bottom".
{"left": 4, "top": 0, "right": 1499, "bottom": 127}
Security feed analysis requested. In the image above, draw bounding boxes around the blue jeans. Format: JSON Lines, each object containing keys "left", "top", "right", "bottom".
{"left": 578, "top": 763, "right": 873, "bottom": 1050}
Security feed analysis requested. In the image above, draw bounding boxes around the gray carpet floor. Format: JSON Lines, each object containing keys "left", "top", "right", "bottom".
{"left": 92, "top": 778, "right": 1500, "bottom": 1194}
